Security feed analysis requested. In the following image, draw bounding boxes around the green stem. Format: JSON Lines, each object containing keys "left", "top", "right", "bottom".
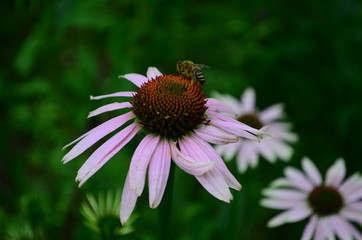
{"left": 158, "top": 161, "right": 176, "bottom": 240}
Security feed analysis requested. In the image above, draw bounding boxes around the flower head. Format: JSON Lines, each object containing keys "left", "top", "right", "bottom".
{"left": 261, "top": 157, "right": 362, "bottom": 240}
{"left": 62, "top": 67, "right": 266, "bottom": 224}
{"left": 213, "top": 88, "right": 298, "bottom": 173}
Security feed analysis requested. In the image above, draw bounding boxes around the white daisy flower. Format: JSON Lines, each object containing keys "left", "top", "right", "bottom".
{"left": 213, "top": 87, "right": 298, "bottom": 173}
{"left": 261, "top": 157, "right": 362, "bottom": 240}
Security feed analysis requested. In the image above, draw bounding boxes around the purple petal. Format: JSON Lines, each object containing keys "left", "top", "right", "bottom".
{"left": 170, "top": 141, "right": 214, "bottom": 176}
{"left": 210, "top": 92, "right": 243, "bottom": 115}
{"left": 330, "top": 216, "right": 354, "bottom": 240}
{"left": 261, "top": 198, "right": 304, "bottom": 210}
{"left": 120, "top": 174, "right": 138, "bottom": 225}
{"left": 192, "top": 135, "right": 241, "bottom": 190}
{"left": 76, "top": 123, "right": 141, "bottom": 186}
{"left": 195, "top": 124, "right": 239, "bottom": 144}
{"left": 62, "top": 111, "right": 136, "bottom": 163}
{"left": 179, "top": 137, "right": 233, "bottom": 202}
{"left": 88, "top": 102, "right": 132, "bottom": 118}
{"left": 90, "top": 91, "right": 135, "bottom": 100}
{"left": 339, "top": 173, "right": 362, "bottom": 196}
{"left": 210, "top": 118, "right": 259, "bottom": 140}
{"left": 128, "top": 134, "right": 160, "bottom": 196}
{"left": 121, "top": 73, "right": 148, "bottom": 87}
{"left": 148, "top": 140, "right": 171, "bottom": 208}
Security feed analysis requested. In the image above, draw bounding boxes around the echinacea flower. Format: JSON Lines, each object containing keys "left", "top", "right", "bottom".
{"left": 261, "top": 157, "right": 362, "bottom": 240}
{"left": 213, "top": 88, "right": 298, "bottom": 173}
{"left": 62, "top": 67, "right": 266, "bottom": 224}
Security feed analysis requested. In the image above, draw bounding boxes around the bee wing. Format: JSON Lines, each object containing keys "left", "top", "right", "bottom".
{"left": 193, "top": 64, "right": 210, "bottom": 69}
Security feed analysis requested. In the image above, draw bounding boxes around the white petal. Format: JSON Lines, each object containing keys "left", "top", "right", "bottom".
{"left": 301, "top": 215, "right": 318, "bottom": 240}
{"left": 120, "top": 73, "right": 148, "bottom": 87}
{"left": 325, "top": 158, "right": 346, "bottom": 188}
{"left": 148, "top": 140, "right": 171, "bottom": 208}
{"left": 285, "top": 167, "right": 314, "bottom": 192}
{"left": 120, "top": 175, "right": 138, "bottom": 225}
{"left": 90, "top": 91, "right": 135, "bottom": 100}
{"left": 256, "top": 140, "right": 277, "bottom": 163}
{"left": 217, "top": 142, "right": 241, "bottom": 161}
{"left": 270, "top": 177, "right": 293, "bottom": 188}
{"left": 146, "top": 67, "right": 162, "bottom": 79}
{"left": 267, "top": 204, "right": 311, "bottom": 227}
{"left": 260, "top": 198, "right": 304, "bottom": 210}
{"left": 330, "top": 216, "right": 354, "bottom": 240}
{"left": 88, "top": 102, "right": 132, "bottom": 118}
{"left": 241, "top": 87, "right": 256, "bottom": 113}
{"left": 262, "top": 189, "right": 307, "bottom": 201}
{"left": 236, "top": 141, "right": 259, "bottom": 173}
{"left": 259, "top": 103, "right": 285, "bottom": 123}
{"left": 205, "top": 98, "right": 238, "bottom": 117}
{"left": 210, "top": 91, "right": 243, "bottom": 115}
{"left": 128, "top": 135, "right": 160, "bottom": 196}
{"left": 302, "top": 157, "right": 322, "bottom": 186}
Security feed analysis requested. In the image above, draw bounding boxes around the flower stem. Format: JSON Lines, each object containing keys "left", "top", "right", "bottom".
{"left": 158, "top": 161, "right": 175, "bottom": 240}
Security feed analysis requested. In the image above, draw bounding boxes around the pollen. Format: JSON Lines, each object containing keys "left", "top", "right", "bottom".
{"left": 131, "top": 75, "right": 207, "bottom": 139}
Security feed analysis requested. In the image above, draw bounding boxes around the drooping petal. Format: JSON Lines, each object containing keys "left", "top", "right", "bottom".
{"left": 170, "top": 141, "right": 214, "bottom": 176}
{"left": 256, "top": 140, "right": 277, "bottom": 163}
{"left": 314, "top": 217, "right": 333, "bottom": 240}
{"left": 148, "top": 140, "right": 171, "bottom": 208}
{"left": 191, "top": 135, "right": 241, "bottom": 190}
{"left": 88, "top": 102, "right": 132, "bottom": 118}
{"left": 270, "top": 177, "right": 293, "bottom": 188}
{"left": 195, "top": 124, "right": 239, "bottom": 145}
{"left": 120, "top": 174, "right": 138, "bottom": 225}
{"left": 241, "top": 87, "right": 256, "bottom": 113}
{"left": 267, "top": 204, "right": 312, "bottom": 227}
{"left": 147, "top": 67, "right": 162, "bottom": 79}
{"left": 120, "top": 73, "right": 149, "bottom": 87}
{"left": 90, "top": 91, "right": 135, "bottom": 100}
{"left": 302, "top": 157, "right": 322, "bottom": 186}
{"left": 325, "top": 158, "right": 346, "bottom": 188}
{"left": 210, "top": 118, "right": 259, "bottom": 140}
{"left": 301, "top": 215, "right": 318, "bottom": 240}
{"left": 205, "top": 98, "right": 238, "bottom": 117}
{"left": 179, "top": 137, "right": 233, "bottom": 202}
{"left": 128, "top": 135, "right": 160, "bottom": 196}
{"left": 284, "top": 167, "right": 314, "bottom": 192}
{"left": 76, "top": 123, "right": 141, "bottom": 186}
{"left": 341, "top": 208, "right": 362, "bottom": 223}
{"left": 62, "top": 111, "right": 136, "bottom": 163}
{"left": 259, "top": 103, "right": 285, "bottom": 123}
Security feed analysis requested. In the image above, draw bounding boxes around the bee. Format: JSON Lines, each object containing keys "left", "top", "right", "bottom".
{"left": 176, "top": 60, "right": 210, "bottom": 85}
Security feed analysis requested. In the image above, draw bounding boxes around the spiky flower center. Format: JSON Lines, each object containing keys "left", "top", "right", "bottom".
{"left": 308, "top": 185, "right": 344, "bottom": 216}
{"left": 131, "top": 75, "right": 207, "bottom": 139}
{"left": 237, "top": 113, "right": 263, "bottom": 130}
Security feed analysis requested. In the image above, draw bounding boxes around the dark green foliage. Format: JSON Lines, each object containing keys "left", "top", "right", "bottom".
{"left": 1, "top": 0, "right": 362, "bottom": 239}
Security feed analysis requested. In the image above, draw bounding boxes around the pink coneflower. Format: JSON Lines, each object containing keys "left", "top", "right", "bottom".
{"left": 261, "top": 157, "right": 362, "bottom": 240}
{"left": 213, "top": 88, "right": 298, "bottom": 173}
{"left": 62, "top": 67, "right": 265, "bottom": 224}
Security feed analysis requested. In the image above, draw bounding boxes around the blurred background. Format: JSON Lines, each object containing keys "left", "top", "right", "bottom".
{"left": 1, "top": 0, "right": 362, "bottom": 239}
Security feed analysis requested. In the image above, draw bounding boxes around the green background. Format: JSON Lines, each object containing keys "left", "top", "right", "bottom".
{"left": 1, "top": 0, "right": 361, "bottom": 239}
